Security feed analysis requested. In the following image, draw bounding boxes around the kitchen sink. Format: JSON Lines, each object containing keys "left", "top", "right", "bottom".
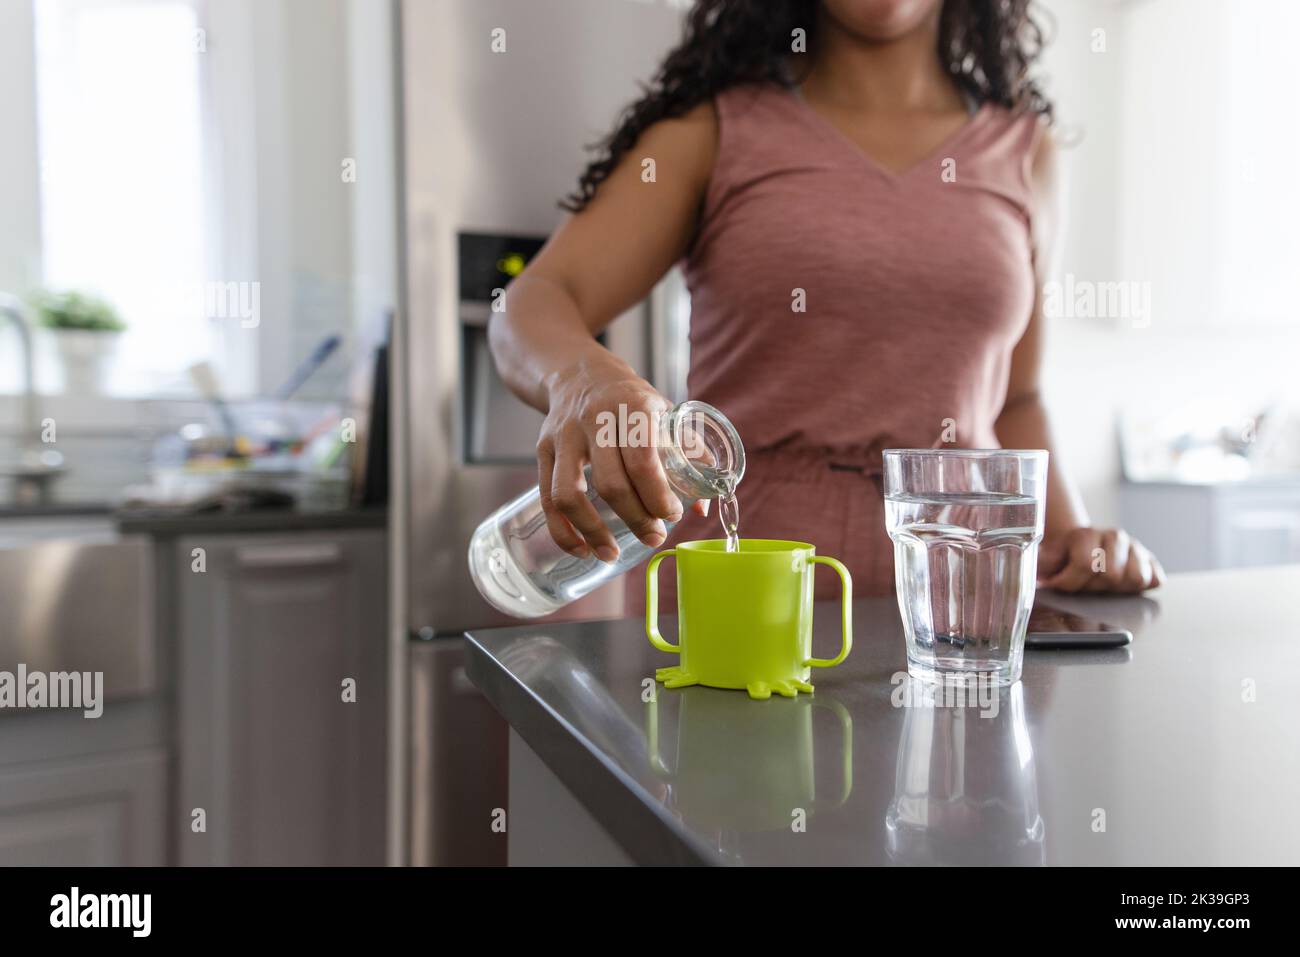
{"left": 0, "top": 516, "right": 156, "bottom": 707}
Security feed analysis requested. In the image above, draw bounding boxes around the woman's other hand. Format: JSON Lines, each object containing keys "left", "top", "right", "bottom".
{"left": 1037, "top": 526, "right": 1164, "bottom": 593}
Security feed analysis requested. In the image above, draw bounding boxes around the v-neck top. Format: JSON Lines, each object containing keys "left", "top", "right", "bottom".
{"left": 682, "top": 81, "right": 1042, "bottom": 455}
{"left": 788, "top": 83, "right": 989, "bottom": 180}
{"left": 638, "top": 81, "right": 1045, "bottom": 602}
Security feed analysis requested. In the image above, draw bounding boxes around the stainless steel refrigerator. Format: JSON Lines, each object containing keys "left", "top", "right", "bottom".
{"left": 395, "top": 0, "right": 690, "bottom": 865}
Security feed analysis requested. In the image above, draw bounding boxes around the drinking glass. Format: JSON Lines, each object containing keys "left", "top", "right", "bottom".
{"left": 883, "top": 449, "right": 1048, "bottom": 686}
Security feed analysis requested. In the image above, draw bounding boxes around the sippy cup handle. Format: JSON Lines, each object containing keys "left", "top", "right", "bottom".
{"left": 804, "top": 555, "right": 853, "bottom": 668}
{"left": 645, "top": 549, "right": 680, "bottom": 654}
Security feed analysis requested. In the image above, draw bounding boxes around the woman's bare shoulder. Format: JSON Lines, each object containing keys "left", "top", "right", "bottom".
{"left": 629, "top": 99, "right": 719, "bottom": 193}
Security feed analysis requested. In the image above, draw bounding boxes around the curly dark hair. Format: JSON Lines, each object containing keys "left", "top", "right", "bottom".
{"left": 562, "top": 0, "right": 1053, "bottom": 211}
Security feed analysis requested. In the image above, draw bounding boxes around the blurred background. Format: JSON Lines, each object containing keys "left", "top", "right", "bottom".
{"left": 0, "top": 0, "right": 1295, "bottom": 866}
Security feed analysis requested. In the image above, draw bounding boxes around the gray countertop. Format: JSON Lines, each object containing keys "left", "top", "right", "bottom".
{"left": 0, "top": 504, "right": 387, "bottom": 535}
{"left": 114, "top": 506, "right": 387, "bottom": 535}
{"left": 0, "top": 502, "right": 115, "bottom": 518}
{"left": 466, "top": 565, "right": 1300, "bottom": 866}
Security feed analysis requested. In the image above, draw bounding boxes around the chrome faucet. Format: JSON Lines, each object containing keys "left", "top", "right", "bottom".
{"left": 0, "top": 292, "right": 65, "bottom": 504}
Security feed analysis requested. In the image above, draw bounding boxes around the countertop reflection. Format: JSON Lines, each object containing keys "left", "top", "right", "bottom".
{"left": 465, "top": 566, "right": 1300, "bottom": 865}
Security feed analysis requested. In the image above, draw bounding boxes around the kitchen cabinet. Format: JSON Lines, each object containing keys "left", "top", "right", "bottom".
{"left": 1119, "top": 480, "right": 1300, "bottom": 572}
{"left": 173, "top": 528, "right": 387, "bottom": 865}
{"left": 0, "top": 518, "right": 168, "bottom": 866}
{"left": 0, "top": 748, "right": 167, "bottom": 866}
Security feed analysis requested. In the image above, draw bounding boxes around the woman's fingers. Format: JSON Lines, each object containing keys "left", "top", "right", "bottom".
{"left": 1127, "top": 539, "right": 1163, "bottom": 591}
{"left": 1083, "top": 528, "right": 1131, "bottom": 592}
{"left": 536, "top": 440, "right": 588, "bottom": 558}
{"left": 584, "top": 397, "right": 685, "bottom": 551}
{"left": 1040, "top": 529, "right": 1098, "bottom": 592}
{"left": 550, "top": 435, "right": 619, "bottom": 561}
{"left": 534, "top": 367, "right": 686, "bottom": 559}
{"left": 1040, "top": 527, "right": 1164, "bottom": 594}
{"left": 1119, "top": 538, "right": 1153, "bottom": 593}
{"left": 1148, "top": 552, "right": 1167, "bottom": 589}
{"left": 1036, "top": 535, "right": 1070, "bottom": 581}
{"left": 590, "top": 442, "right": 665, "bottom": 549}
{"left": 620, "top": 435, "right": 682, "bottom": 524}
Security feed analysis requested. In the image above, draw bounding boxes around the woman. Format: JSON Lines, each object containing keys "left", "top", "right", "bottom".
{"left": 489, "top": 0, "right": 1163, "bottom": 606}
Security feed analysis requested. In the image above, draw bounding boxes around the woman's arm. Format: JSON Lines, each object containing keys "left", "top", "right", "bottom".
{"left": 994, "top": 127, "right": 1164, "bottom": 592}
{"left": 488, "top": 103, "right": 718, "bottom": 562}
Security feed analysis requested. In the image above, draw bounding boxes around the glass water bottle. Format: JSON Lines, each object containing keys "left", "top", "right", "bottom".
{"left": 468, "top": 400, "right": 745, "bottom": 618}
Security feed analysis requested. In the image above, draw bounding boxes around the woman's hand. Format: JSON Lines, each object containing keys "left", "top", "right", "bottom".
{"left": 1037, "top": 526, "right": 1165, "bottom": 593}
{"left": 538, "top": 356, "right": 699, "bottom": 562}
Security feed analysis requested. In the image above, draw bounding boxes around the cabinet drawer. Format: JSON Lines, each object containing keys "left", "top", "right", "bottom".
{"left": 0, "top": 748, "right": 167, "bottom": 866}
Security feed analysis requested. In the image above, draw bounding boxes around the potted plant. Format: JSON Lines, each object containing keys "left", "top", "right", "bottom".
{"left": 30, "top": 289, "right": 126, "bottom": 394}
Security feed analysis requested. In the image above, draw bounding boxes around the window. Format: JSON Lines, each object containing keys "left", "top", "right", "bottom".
{"left": 34, "top": 0, "right": 212, "bottom": 392}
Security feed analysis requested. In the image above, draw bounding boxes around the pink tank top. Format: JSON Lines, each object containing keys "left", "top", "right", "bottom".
{"left": 635, "top": 82, "right": 1044, "bottom": 609}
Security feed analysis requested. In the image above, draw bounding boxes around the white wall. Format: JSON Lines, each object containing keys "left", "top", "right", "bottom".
{"left": 1036, "top": 0, "right": 1300, "bottom": 525}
